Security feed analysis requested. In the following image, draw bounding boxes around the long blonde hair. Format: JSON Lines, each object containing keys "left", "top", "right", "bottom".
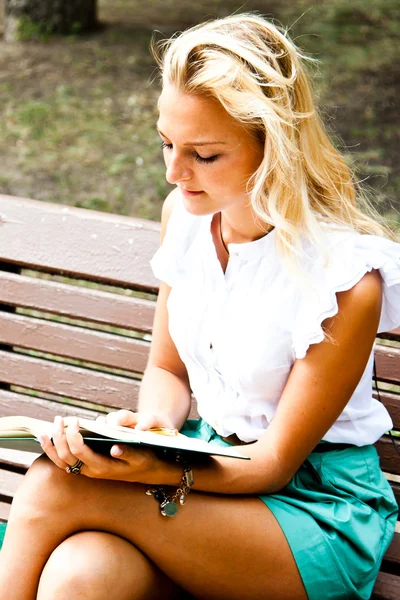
{"left": 153, "top": 13, "right": 396, "bottom": 276}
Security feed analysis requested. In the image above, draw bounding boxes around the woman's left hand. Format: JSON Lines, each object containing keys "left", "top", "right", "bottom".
{"left": 39, "top": 416, "right": 166, "bottom": 484}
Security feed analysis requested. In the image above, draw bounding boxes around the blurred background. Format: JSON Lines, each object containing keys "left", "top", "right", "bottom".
{"left": 0, "top": 0, "right": 398, "bottom": 224}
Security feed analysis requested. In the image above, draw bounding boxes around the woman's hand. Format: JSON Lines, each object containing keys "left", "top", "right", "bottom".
{"left": 101, "top": 409, "right": 177, "bottom": 432}
{"left": 38, "top": 415, "right": 177, "bottom": 484}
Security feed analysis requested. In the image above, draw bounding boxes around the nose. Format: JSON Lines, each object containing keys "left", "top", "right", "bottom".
{"left": 165, "top": 152, "right": 191, "bottom": 185}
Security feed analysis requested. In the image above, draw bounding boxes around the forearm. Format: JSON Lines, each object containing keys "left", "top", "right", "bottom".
{"left": 138, "top": 366, "right": 192, "bottom": 430}
{"left": 153, "top": 441, "right": 287, "bottom": 496}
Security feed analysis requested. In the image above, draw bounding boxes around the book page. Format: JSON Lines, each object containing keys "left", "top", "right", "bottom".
{"left": 0, "top": 416, "right": 54, "bottom": 439}
{"left": 0, "top": 416, "right": 250, "bottom": 459}
{"left": 76, "top": 418, "right": 249, "bottom": 459}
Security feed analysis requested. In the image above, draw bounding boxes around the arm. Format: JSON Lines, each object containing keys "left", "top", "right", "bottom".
{"left": 153, "top": 269, "right": 383, "bottom": 494}
{"left": 136, "top": 281, "right": 192, "bottom": 430}
{"left": 121, "top": 187, "right": 192, "bottom": 431}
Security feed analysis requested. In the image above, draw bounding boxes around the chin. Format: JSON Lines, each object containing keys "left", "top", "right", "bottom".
{"left": 181, "top": 197, "right": 215, "bottom": 217}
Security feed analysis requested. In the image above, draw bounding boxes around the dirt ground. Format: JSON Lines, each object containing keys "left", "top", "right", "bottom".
{"left": 0, "top": 0, "right": 398, "bottom": 223}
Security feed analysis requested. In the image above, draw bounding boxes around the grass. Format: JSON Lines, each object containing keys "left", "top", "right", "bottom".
{"left": 0, "top": 0, "right": 398, "bottom": 223}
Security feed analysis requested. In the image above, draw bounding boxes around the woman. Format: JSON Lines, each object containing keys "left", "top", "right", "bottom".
{"left": 0, "top": 13, "right": 399, "bottom": 600}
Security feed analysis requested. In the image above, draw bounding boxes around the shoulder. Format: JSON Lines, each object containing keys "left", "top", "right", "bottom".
{"left": 291, "top": 225, "right": 399, "bottom": 358}
{"left": 300, "top": 222, "right": 357, "bottom": 263}
{"left": 334, "top": 269, "right": 382, "bottom": 326}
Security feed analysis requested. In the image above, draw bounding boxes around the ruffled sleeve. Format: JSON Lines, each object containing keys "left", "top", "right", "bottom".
{"left": 292, "top": 229, "right": 400, "bottom": 360}
{"left": 150, "top": 195, "right": 203, "bottom": 287}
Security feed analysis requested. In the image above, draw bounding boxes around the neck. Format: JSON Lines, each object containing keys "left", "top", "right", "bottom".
{"left": 219, "top": 208, "right": 272, "bottom": 248}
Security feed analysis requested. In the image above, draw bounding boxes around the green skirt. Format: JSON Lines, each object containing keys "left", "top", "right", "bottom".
{"left": 181, "top": 419, "right": 398, "bottom": 600}
{"left": 0, "top": 522, "right": 6, "bottom": 550}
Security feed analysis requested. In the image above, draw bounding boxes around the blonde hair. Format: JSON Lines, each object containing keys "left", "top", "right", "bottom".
{"left": 153, "top": 13, "right": 396, "bottom": 278}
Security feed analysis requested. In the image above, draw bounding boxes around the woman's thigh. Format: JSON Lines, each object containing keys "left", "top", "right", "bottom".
{"left": 8, "top": 457, "right": 308, "bottom": 600}
{"left": 37, "top": 531, "right": 187, "bottom": 600}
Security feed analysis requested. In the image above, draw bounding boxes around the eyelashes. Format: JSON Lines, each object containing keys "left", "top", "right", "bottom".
{"left": 160, "top": 142, "right": 218, "bottom": 164}
{"left": 195, "top": 154, "right": 218, "bottom": 164}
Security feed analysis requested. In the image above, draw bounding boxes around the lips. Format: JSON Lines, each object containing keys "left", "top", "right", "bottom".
{"left": 180, "top": 188, "right": 203, "bottom": 196}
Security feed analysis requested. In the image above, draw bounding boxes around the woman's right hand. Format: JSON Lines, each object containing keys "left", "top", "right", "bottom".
{"left": 99, "top": 410, "right": 176, "bottom": 432}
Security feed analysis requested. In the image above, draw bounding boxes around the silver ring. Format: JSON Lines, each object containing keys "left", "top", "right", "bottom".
{"left": 66, "top": 459, "right": 84, "bottom": 475}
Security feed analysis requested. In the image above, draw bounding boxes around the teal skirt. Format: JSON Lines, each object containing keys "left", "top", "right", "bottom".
{"left": 181, "top": 419, "right": 398, "bottom": 600}
{"left": 0, "top": 522, "right": 6, "bottom": 550}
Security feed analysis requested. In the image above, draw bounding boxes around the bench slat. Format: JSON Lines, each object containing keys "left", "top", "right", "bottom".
{"left": 0, "top": 502, "right": 11, "bottom": 522}
{"left": 0, "top": 469, "right": 25, "bottom": 504}
{"left": 0, "top": 312, "right": 150, "bottom": 373}
{"left": 372, "top": 570, "right": 400, "bottom": 600}
{"left": 381, "top": 531, "right": 400, "bottom": 572}
{"left": 0, "top": 195, "right": 161, "bottom": 290}
{"left": 375, "top": 346, "right": 400, "bottom": 385}
{"left": 373, "top": 391, "right": 400, "bottom": 431}
{"left": 376, "top": 437, "right": 400, "bottom": 476}
{"left": 387, "top": 481, "right": 400, "bottom": 512}
{"left": 0, "top": 350, "right": 140, "bottom": 408}
{"left": 0, "top": 449, "right": 35, "bottom": 474}
{"left": 378, "top": 328, "right": 400, "bottom": 341}
{"left": 0, "top": 271, "right": 156, "bottom": 333}
{"left": 0, "top": 389, "right": 103, "bottom": 421}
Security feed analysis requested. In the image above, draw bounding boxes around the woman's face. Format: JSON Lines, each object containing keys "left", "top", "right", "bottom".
{"left": 157, "top": 83, "right": 264, "bottom": 216}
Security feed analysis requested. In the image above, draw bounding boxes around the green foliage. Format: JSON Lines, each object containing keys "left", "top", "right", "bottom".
{"left": 17, "top": 16, "right": 53, "bottom": 42}
{"left": 71, "top": 21, "right": 83, "bottom": 35}
{"left": 16, "top": 15, "right": 86, "bottom": 41}
{"left": 17, "top": 101, "right": 53, "bottom": 140}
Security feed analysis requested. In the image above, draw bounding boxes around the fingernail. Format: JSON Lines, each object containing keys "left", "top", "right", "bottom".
{"left": 111, "top": 445, "right": 123, "bottom": 457}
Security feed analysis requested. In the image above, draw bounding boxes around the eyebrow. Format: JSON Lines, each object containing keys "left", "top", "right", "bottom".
{"left": 157, "top": 127, "right": 226, "bottom": 146}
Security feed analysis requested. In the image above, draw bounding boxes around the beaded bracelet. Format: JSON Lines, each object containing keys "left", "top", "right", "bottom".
{"left": 146, "top": 465, "right": 194, "bottom": 517}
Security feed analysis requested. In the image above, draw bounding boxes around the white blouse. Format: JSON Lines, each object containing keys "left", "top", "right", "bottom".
{"left": 150, "top": 195, "right": 400, "bottom": 445}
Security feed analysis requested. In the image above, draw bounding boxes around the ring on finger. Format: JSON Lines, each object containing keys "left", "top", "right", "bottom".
{"left": 66, "top": 459, "right": 84, "bottom": 475}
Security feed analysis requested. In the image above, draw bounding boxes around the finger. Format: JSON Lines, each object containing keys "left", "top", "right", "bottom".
{"left": 105, "top": 410, "right": 139, "bottom": 428}
{"left": 109, "top": 444, "right": 158, "bottom": 483}
{"left": 135, "top": 413, "right": 173, "bottom": 430}
{"left": 38, "top": 433, "right": 68, "bottom": 470}
{"left": 109, "top": 443, "right": 149, "bottom": 468}
{"left": 66, "top": 424, "right": 154, "bottom": 482}
{"left": 110, "top": 444, "right": 125, "bottom": 458}
{"left": 109, "top": 443, "right": 149, "bottom": 465}
{"left": 52, "top": 416, "right": 80, "bottom": 466}
{"left": 134, "top": 413, "right": 158, "bottom": 430}
{"left": 65, "top": 419, "right": 114, "bottom": 477}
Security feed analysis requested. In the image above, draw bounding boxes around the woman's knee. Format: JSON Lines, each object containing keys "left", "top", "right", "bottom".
{"left": 36, "top": 531, "right": 164, "bottom": 600}
{"left": 37, "top": 532, "right": 114, "bottom": 599}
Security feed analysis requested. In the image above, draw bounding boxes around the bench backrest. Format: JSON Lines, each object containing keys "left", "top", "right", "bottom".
{"left": 0, "top": 195, "right": 161, "bottom": 421}
{"left": 0, "top": 193, "right": 399, "bottom": 489}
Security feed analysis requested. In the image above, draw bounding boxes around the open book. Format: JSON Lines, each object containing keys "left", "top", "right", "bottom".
{"left": 0, "top": 416, "right": 249, "bottom": 460}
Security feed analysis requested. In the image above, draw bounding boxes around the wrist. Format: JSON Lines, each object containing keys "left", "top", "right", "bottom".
{"left": 144, "top": 454, "right": 183, "bottom": 486}
{"left": 146, "top": 460, "right": 195, "bottom": 518}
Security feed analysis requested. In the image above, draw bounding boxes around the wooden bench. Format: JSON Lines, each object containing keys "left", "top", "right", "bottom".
{"left": 0, "top": 193, "right": 399, "bottom": 599}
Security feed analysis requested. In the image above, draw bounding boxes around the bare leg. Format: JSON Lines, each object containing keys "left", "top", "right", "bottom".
{"left": 37, "top": 531, "right": 186, "bottom": 600}
{"left": 0, "top": 456, "right": 307, "bottom": 600}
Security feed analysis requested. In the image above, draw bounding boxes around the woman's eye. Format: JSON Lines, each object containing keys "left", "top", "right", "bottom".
{"left": 195, "top": 153, "right": 218, "bottom": 164}
{"left": 161, "top": 141, "right": 218, "bottom": 164}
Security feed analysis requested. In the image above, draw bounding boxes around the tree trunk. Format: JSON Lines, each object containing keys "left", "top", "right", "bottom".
{"left": 4, "top": 0, "right": 98, "bottom": 41}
